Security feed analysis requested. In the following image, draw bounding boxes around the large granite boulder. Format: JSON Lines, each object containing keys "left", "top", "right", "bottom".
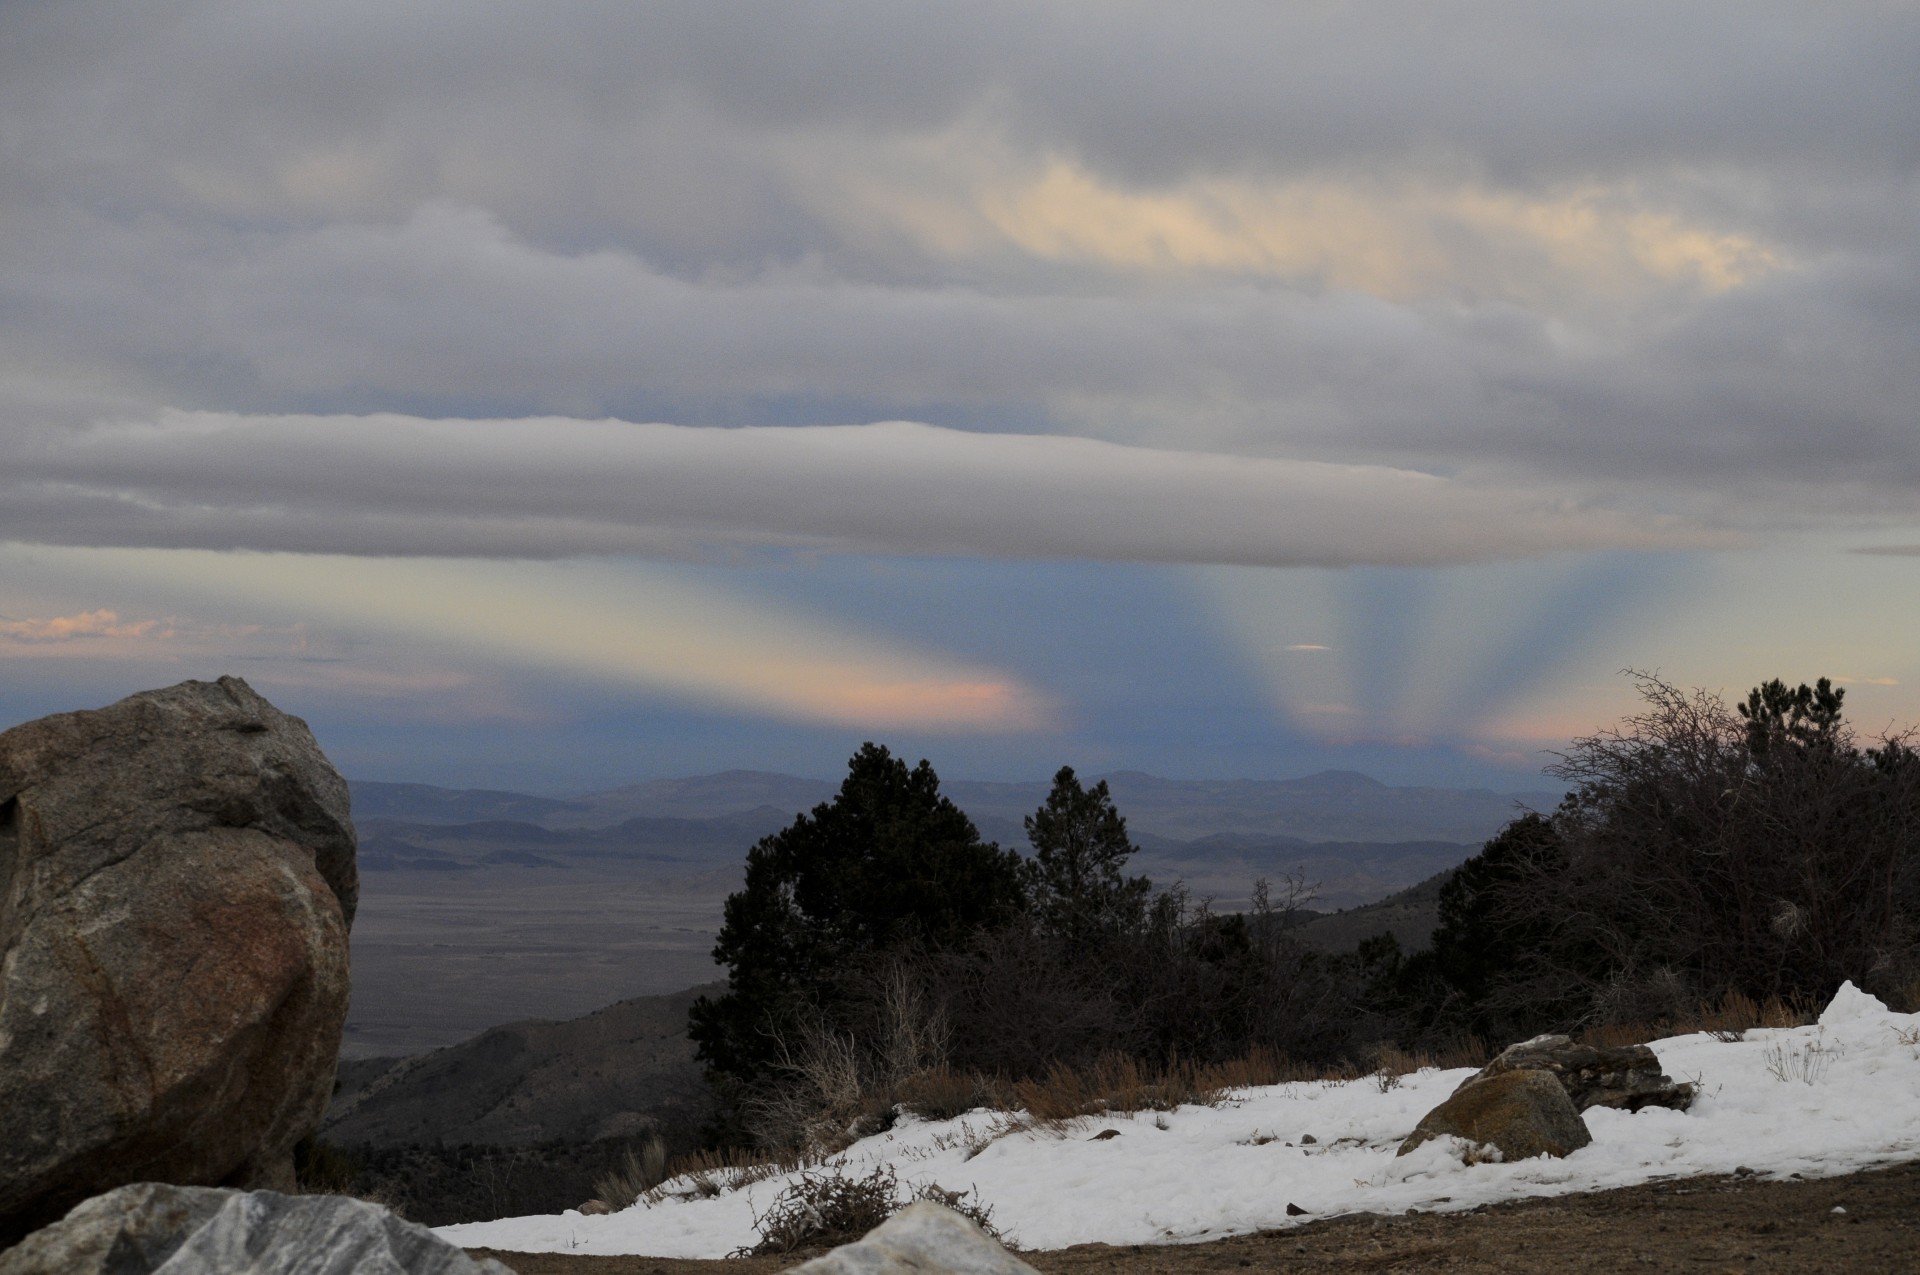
{"left": 0, "top": 678, "right": 357, "bottom": 1247}
{"left": 1464, "top": 1034, "right": 1695, "bottom": 1113}
{"left": 0, "top": 1183, "right": 513, "bottom": 1275}
{"left": 783, "top": 1202, "right": 1038, "bottom": 1275}
{"left": 1398, "top": 1069, "right": 1592, "bottom": 1161}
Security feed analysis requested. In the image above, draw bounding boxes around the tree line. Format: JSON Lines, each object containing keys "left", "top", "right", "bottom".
{"left": 689, "top": 674, "right": 1920, "bottom": 1150}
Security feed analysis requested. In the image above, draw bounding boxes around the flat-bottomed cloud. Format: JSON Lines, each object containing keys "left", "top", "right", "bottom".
{"left": 4, "top": 414, "right": 1728, "bottom": 567}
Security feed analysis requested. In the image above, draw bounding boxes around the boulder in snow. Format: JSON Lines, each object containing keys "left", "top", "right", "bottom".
{"left": 782, "top": 1201, "right": 1038, "bottom": 1275}
{"left": 1399, "top": 1069, "right": 1592, "bottom": 1161}
{"left": 0, "top": 678, "right": 357, "bottom": 1246}
{"left": 1463, "top": 1034, "right": 1695, "bottom": 1113}
{"left": 0, "top": 1183, "right": 514, "bottom": 1275}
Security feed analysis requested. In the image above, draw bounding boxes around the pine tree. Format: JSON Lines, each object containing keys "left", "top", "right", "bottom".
{"left": 688, "top": 743, "right": 1026, "bottom": 1084}
{"left": 1023, "top": 765, "right": 1151, "bottom": 950}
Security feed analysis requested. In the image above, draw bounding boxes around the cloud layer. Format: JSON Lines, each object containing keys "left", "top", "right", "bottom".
{"left": 3, "top": 414, "right": 1723, "bottom": 567}
{"left": 0, "top": 1, "right": 1914, "bottom": 536}
{"left": 2, "top": 1, "right": 1918, "bottom": 772}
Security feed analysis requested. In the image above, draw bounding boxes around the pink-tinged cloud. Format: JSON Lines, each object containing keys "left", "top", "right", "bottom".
{"left": 802, "top": 679, "right": 1050, "bottom": 733}
{"left": 0, "top": 609, "right": 169, "bottom": 643}
{"left": 17, "top": 548, "right": 1058, "bottom": 736}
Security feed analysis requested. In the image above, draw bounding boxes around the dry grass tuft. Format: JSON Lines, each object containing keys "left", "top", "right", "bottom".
{"left": 1012, "top": 1054, "right": 1212, "bottom": 1124}
{"left": 592, "top": 1135, "right": 668, "bottom": 1211}
{"left": 1582, "top": 990, "right": 1817, "bottom": 1049}
{"left": 894, "top": 1065, "right": 999, "bottom": 1122}
{"left": 642, "top": 1145, "right": 826, "bottom": 1205}
{"left": 1195, "top": 1046, "right": 1359, "bottom": 1091}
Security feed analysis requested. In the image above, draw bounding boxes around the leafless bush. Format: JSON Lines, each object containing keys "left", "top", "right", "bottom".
{"left": 1487, "top": 673, "right": 1920, "bottom": 1023}
{"left": 876, "top": 959, "right": 952, "bottom": 1080}
{"left": 741, "top": 1165, "right": 1002, "bottom": 1256}
{"left": 1764, "top": 1037, "right": 1842, "bottom": 1085}
{"left": 742, "top": 956, "right": 963, "bottom": 1152}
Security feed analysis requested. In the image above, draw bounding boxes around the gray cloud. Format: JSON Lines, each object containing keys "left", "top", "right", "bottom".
{"left": 0, "top": 414, "right": 1725, "bottom": 566}
{"left": 7, "top": 3, "right": 1913, "bottom": 210}
{"left": 1, "top": 0, "right": 1917, "bottom": 543}
{"left": 4, "top": 202, "right": 1916, "bottom": 521}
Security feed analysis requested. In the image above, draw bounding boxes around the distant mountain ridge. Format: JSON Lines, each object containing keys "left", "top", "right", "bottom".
{"left": 351, "top": 767, "right": 1555, "bottom": 847}
{"left": 353, "top": 806, "right": 797, "bottom": 872}
{"left": 341, "top": 768, "right": 1549, "bottom": 1055}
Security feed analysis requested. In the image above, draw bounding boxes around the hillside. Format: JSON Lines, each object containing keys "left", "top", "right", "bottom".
{"left": 325, "top": 984, "right": 721, "bottom": 1148}
{"left": 1292, "top": 867, "right": 1452, "bottom": 953}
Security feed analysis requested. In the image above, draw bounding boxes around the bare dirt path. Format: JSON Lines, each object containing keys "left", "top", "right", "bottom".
{"left": 469, "top": 1159, "right": 1920, "bottom": 1274}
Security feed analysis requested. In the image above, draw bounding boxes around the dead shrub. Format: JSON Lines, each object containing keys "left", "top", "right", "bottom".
{"left": 741, "top": 956, "right": 964, "bottom": 1153}
{"left": 742, "top": 1165, "right": 1001, "bottom": 1256}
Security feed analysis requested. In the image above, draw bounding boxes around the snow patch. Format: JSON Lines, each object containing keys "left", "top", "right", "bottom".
{"left": 1818, "top": 980, "right": 1887, "bottom": 1027}
{"left": 440, "top": 984, "right": 1920, "bottom": 1257}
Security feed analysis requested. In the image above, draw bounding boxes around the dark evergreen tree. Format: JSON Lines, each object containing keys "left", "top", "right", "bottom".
{"left": 688, "top": 743, "right": 1026, "bottom": 1085}
{"left": 1738, "top": 676, "right": 1845, "bottom": 758}
{"left": 1022, "top": 766, "right": 1151, "bottom": 950}
{"left": 1428, "top": 812, "right": 1568, "bottom": 1014}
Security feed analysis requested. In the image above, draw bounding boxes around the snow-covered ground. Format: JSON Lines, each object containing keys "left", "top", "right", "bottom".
{"left": 440, "top": 983, "right": 1920, "bottom": 1257}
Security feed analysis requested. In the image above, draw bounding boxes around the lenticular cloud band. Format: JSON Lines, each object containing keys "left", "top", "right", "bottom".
{"left": 3, "top": 414, "right": 1723, "bottom": 567}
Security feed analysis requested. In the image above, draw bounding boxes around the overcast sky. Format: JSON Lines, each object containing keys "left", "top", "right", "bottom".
{"left": 3, "top": 1, "right": 1917, "bottom": 792}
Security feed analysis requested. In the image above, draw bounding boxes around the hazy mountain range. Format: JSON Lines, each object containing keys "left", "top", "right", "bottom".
{"left": 353, "top": 766, "right": 1554, "bottom": 845}
{"left": 340, "top": 768, "right": 1553, "bottom": 1058}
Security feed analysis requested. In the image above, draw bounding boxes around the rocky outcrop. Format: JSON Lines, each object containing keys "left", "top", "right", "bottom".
{"left": 784, "top": 1202, "right": 1039, "bottom": 1275}
{"left": 1465, "top": 1034, "right": 1695, "bottom": 1113}
{"left": 0, "top": 677, "right": 357, "bottom": 1246}
{"left": 1398, "top": 1069, "right": 1593, "bottom": 1161}
{"left": 0, "top": 1184, "right": 513, "bottom": 1275}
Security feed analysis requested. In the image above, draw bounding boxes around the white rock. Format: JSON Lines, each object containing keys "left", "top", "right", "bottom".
{"left": 782, "top": 1203, "right": 1036, "bottom": 1275}
{"left": 0, "top": 1183, "right": 515, "bottom": 1275}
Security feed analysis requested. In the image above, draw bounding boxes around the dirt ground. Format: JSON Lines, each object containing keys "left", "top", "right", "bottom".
{"left": 469, "top": 1159, "right": 1920, "bottom": 1275}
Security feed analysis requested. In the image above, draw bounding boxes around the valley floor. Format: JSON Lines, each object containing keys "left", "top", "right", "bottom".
{"left": 470, "top": 1158, "right": 1920, "bottom": 1274}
